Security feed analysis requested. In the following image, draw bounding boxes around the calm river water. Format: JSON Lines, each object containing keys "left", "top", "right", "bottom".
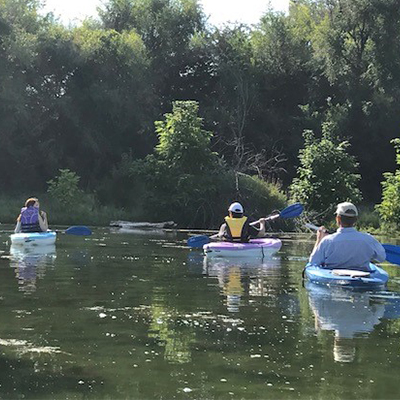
{"left": 1, "top": 227, "right": 400, "bottom": 399}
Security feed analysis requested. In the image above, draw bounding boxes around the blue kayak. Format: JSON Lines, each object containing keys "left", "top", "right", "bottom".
{"left": 10, "top": 231, "right": 57, "bottom": 246}
{"left": 304, "top": 263, "right": 389, "bottom": 289}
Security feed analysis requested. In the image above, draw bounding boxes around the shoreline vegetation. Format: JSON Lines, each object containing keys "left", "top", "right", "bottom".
{"left": 2, "top": 1, "right": 400, "bottom": 232}
{"left": 0, "top": 193, "right": 382, "bottom": 233}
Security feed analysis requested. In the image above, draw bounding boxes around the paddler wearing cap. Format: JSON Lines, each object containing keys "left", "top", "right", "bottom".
{"left": 309, "top": 202, "right": 386, "bottom": 272}
{"left": 216, "top": 202, "right": 267, "bottom": 243}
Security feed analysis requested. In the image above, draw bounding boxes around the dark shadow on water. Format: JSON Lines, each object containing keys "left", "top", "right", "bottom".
{"left": 0, "top": 353, "right": 109, "bottom": 399}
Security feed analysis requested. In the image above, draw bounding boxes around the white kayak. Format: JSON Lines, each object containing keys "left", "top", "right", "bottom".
{"left": 10, "top": 231, "right": 57, "bottom": 246}
{"left": 203, "top": 238, "right": 282, "bottom": 258}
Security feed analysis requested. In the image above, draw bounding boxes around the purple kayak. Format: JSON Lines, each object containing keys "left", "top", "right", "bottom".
{"left": 203, "top": 238, "right": 282, "bottom": 258}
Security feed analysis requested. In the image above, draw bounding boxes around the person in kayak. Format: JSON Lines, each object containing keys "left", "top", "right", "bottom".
{"left": 309, "top": 202, "right": 385, "bottom": 271}
{"left": 216, "top": 202, "right": 266, "bottom": 242}
{"left": 14, "top": 198, "right": 49, "bottom": 233}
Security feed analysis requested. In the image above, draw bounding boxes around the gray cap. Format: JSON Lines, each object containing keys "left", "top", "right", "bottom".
{"left": 335, "top": 202, "right": 358, "bottom": 217}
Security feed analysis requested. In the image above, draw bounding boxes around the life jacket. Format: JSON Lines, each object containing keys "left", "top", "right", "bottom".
{"left": 224, "top": 216, "right": 250, "bottom": 242}
{"left": 20, "top": 206, "right": 41, "bottom": 233}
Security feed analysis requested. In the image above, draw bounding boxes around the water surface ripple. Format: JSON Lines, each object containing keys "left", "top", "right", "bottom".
{"left": 0, "top": 228, "right": 399, "bottom": 399}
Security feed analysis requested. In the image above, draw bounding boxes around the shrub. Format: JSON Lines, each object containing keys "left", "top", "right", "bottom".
{"left": 47, "top": 169, "right": 82, "bottom": 206}
{"left": 290, "top": 127, "right": 362, "bottom": 221}
{"left": 376, "top": 139, "right": 400, "bottom": 228}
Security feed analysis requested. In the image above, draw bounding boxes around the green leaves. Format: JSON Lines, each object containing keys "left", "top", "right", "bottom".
{"left": 47, "top": 169, "right": 82, "bottom": 206}
{"left": 155, "top": 101, "right": 217, "bottom": 173}
{"left": 376, "top": 139, "right": 400, "bottom": 227}
{"left": 290, "top": 128, "right": 362, "bottom": 219}
{"left": 137, "top": 100, "right": 221, "bottom": 225}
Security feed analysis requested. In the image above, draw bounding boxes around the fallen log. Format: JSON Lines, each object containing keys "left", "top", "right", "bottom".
{"left": 110, "top": 220, "right": 177, "bottom": 229}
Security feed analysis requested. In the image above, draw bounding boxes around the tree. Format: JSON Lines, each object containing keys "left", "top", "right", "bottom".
{"left": 99, "top": 0, "right": 206, "bottom": 105}
{"left": 154, "top": 100, "right": 218, "bottom": 172}
{"left": 376, "top": 139, "right": 400, "bottom": 228}
{"left": 47, "top": 169, "right": 82, "bottom": 205}
{"left": 135, "top": 100, "right": 222, "bottom": 226}
{"left": 50, "top": 24, "right": 154, "bottom": 185}
{"left": 309, "top": 0, "right": 400, "bottom": 200}
{"left": 290, "top": 125, "right": 362, "bottom": 219}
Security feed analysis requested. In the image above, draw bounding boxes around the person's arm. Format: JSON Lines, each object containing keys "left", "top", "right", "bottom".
{"left": 38, "top": 211, "right": 48, "bottom": 232}
{"left": 216, "top": 223, "right": 227, "bottom": 239}
{"left": 311, "top": 226, "right": 329, "bottom": 253}
{"left": 256, "top": 218, "right": 266, "bottom": 237}
{"left": 371, "top": 238, "right": 386, "bottom": 263}
{"left": 248, "top": 218, "right": 266, "bottom": 237}
{"left": 14, "top": 220, "right": 21, "bottom": 233}
{"left": 309, "top": 229, "right": 329, "bottom": 265}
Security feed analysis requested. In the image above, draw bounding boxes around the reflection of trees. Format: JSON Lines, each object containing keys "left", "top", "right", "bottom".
{"left": 149, "top": 290, "right": 196, "bottom": 364}
{"left": 10, "top": 245, "right": 56, "bottom": 294}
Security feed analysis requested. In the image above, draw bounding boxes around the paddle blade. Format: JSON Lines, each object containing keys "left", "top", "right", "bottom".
{"left": 187, "top": 235, "right": 210, "bottom": 248}
{"left": 65, "top": 226, "right": 92, "bottom": 236}
{"left": 280, "top": 203, "right": 304, "bottom": 219}
{"left": 383, "top": 244, "right": 400, "bottom": 265}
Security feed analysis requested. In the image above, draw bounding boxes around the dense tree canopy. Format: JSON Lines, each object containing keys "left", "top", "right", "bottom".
{"left": 1, "top": 0, "right": 400, "bottom": 225}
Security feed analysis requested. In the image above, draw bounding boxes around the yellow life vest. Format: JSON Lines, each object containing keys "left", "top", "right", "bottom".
{"left": 224, "top": 267, "right": 244, "bottom": 296}
{"left": 224, "top": 216, "right": 248, "bottom": 240}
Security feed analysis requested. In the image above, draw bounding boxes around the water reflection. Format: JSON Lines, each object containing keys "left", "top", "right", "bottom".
{"left": 204, "top": 256, "right": 281, "bottom": 312}
{"left": 10, "top": 244, "right": 56, "bottom": 293}
{"left": 149, "top": 290, "right": 196, "bottom": 364}
{"left": 110, "top": 227, "right": 177, "bottom": 239}
{"left": 306, "top": 282, "right": 400, "bottom": 363}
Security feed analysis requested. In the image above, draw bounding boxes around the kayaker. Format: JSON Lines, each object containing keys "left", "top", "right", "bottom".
{"left": 216, "top": 202, "right": 266, "bottom": 242}
{"left": 309, "top": 202, "right": 385, "bottom": 271}
{"left": 14, "top": 198, "right": 49, "bottom": 233}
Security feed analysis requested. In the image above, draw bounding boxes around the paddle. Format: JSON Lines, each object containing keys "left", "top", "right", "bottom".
{"left": 305, "top": 223, "right": 333, "bottom": 234}
{"left": 381, "top": 244, "right": 400, "bottom": 266}
{"left": 187, "top": 203, "right": 304, "bottom": 248}
{"left": 306, "top": 223, "right": 400, "bottom": 266}
{"left": 65, "top": 225, "right": 92, "bottom": 236}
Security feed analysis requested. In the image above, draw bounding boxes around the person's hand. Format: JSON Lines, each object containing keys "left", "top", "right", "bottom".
{"left": 317, "top": 226, "right": 329, "bottom": 241}
{"left": 40, "top": 211, "right": 47, "bottom": 219}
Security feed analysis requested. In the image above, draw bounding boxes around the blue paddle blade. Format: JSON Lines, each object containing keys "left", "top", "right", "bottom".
{"left": 65, "top": 226, "right": 92, "bottom": 236}
{"left": 187, "top": 235, "right": 210, "bottom": 248}
{"left": 383, "top": 244, "right": 400, "bottom": 266}
{"left": 280, "top": 203, "right": 304, "bottom": 219}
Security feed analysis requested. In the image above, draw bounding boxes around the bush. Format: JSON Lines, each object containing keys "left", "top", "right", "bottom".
{"left": 290, "top": 127, "right": 362, "bottom": 221}
{"left": 46, "top": 168, "right": 131, "bottom": 225}
{"left": 376, "top": 139, "right": 400, "bottom": 228}
{"left": 356, "top": 205, "right": 381, "bottom": 231}
{"left": 47, "top": 169, "right": 82, "bottom": 206}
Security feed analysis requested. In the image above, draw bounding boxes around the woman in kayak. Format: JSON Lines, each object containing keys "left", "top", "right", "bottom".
{"left": 309, "top": 202, "right": 385, "bottom": 271}
{"left": 216, "top": 202, "right": 266, "bottom": 242}
{"left": 14, "top": 197, "right": 49, "bottom": 233}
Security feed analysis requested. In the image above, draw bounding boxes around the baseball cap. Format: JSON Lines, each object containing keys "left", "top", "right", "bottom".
{"left": 335, "top": 202, "right": 358, "bottom": 217}
{"left": 228, "top": 202, "right": 244, "bottom": 213}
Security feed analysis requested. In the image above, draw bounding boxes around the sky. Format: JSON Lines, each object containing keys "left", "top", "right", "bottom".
{"left": 41, "top": 0, "right": 289, "bottom": 26}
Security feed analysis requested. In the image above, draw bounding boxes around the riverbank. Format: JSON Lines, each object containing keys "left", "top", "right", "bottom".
{"left": 0, "top": 194, "right": 130, "bottom": 227}
{"left": 0, "top": 194, "right": 386, "bottom": 233}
